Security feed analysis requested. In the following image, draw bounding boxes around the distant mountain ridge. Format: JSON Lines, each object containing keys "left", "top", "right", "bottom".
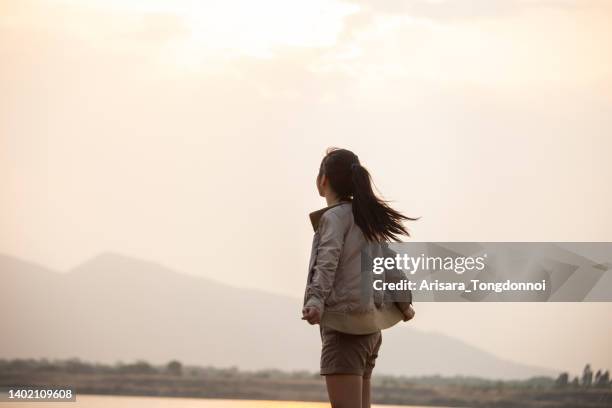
{"left": 0, "top": 252, "right": 558, "bottom": 379}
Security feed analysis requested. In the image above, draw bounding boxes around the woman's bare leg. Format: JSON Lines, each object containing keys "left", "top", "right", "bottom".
{"left": 325, "top": 374, "right": 363, "bottom": 408}
{"left": 361, "top": 378, "right": 371, "bottom": 408}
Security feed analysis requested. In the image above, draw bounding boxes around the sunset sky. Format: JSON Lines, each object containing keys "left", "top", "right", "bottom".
{"left": 2, "top": 0, "right": 612, "bottom": 374}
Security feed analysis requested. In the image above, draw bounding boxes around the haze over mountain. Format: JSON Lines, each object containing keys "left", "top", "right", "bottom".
{"left": 0, "top": 252, "right": 557, "bottom": 379}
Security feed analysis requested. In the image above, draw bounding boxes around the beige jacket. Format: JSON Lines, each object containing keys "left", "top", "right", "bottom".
{"left": 303, "top": 201, "right": 412, "bottom": 334}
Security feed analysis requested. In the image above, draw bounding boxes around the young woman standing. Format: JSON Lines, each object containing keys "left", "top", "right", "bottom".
{"left": 302, "top": 147, "right": 416, "bottom": 408}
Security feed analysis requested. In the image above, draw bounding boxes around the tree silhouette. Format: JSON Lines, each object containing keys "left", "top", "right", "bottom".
{"left": 582, "top": 364, "right": 593, "bottom": 387}
{"left": 595, "top": 370, "right": 610, "bottom": 388}
{"left": 570, "top": 376, "right": 580, "bottom": 388}
{"left": 166, "top": 360, "right": 182, "bottom": 376}
{"left": 555, "top": 372, "right": 569, "bottom": 388}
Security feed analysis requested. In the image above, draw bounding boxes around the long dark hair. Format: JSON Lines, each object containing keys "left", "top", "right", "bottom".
{"left": 318, "top": 147, "right": 417, "bottom": 242}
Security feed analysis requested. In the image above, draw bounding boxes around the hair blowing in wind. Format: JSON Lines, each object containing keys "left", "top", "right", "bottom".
{"left": 318, "top": 147, "right": 418, "bottom": 242}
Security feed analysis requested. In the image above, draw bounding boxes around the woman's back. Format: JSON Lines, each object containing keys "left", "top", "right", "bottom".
{"left": 304, "top": 200, "right": 408, "bottom": 334}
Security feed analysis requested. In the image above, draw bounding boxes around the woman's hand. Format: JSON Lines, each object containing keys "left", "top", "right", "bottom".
{"left": 401, "top": 304, "right": 416, "bottom": 322}
{"left": 302, "top": 306, "right": 321, "bottom": 325}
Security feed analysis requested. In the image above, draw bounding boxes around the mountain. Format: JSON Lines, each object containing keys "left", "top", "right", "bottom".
{"left": 0, "top": 252, "right": 557, "bottom": 379}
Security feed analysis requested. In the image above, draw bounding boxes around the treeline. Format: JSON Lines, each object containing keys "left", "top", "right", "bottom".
{"left": 2, "top": 358, "right": 611, "bottom": 408}
{"left": 0, "top": 358, "right": 318, "bottom": 380}
{"left": 1, "top": 358, "right": 610, "bottom": 389}
{"left": 556, "top": 364, "right": 611, "bottom": 388}
{"left": 1, "top": 358, "right": 184, "bottom": 376}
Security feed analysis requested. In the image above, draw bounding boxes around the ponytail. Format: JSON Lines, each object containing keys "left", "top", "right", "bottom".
{"left": 319, "top": 147, "right": 417, "bottom": 242}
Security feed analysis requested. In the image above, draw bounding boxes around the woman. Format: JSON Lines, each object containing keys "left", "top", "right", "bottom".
{"left": 302, "top": 147, "right": 416, "bottom": 408}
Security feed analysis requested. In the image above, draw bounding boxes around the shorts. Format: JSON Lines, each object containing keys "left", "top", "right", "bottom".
{"left": 319, "top": 325, "right": 382, "bottom": 379}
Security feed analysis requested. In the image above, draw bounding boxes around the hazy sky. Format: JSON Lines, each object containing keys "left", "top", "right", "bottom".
{"left": 2, "top": 0, "right": 612, "bottom": 374}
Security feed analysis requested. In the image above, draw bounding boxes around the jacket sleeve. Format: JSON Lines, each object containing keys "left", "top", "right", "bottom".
{"left": 381, "top": 244, "right": 413, "bottom": 313}
{"left": 304, "top": 211, "right": 345, "bottom": 315}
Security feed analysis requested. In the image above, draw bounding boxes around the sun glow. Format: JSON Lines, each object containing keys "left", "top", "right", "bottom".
{"left": 56, "top": 0, "right": 358, "bottom": 62}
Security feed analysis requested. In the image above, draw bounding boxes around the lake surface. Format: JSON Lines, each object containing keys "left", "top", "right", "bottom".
{"left": 1, "top": 394, "right": 449, "bottom": 407}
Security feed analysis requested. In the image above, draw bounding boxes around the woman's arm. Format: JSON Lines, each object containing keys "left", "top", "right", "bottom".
{"left": 304, "top": 211, "right": 345, "bottom": 317}
{"left": 397, "top": 303, "right": 416, "bottom": 321}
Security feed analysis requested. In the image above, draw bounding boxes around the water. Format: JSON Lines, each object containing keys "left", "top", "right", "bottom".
{"left": 1, "top": 394, "right": 445, "bottom": 407}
